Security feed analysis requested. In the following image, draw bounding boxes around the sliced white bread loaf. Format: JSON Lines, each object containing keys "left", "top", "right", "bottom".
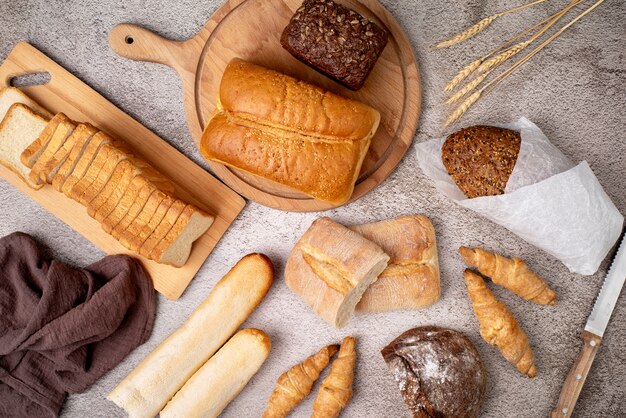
{"left": 111, "top": 187, "right": 160, "bottom": 240}
{"left": 60, "top": 131, "right": 112, "bottom": 195}
{"left": 87, "top": 159, "right": 135, "bottom": 218}
{"left": 76, "top": 147, "right": 130, "bottom": 206}
{"left": 28, "top": 118, "right": 75, "bottom": 185}
{"left": 149, "top": 204, "right": 214, "bottom": 267}
{"left": 94, "top": 170, "right": 147, "bottom": 224}
{"left": 118, "top": 190, "right": 167, "bottom": 251}
{"left": 41, "top": 123, "right": 96, "bottom": 184}
{"left": 0, "top": 104, "right": 49, "bottom": 189}
{"left": 124, "top": 195, "right": 175, "bottom": 252}
{"left": 102, "top": 178, "right": 154, "bottom": 233}
{"left": 0, "top": 87, "right": 51, "bottom": 121}
{"left": 139, "top": 199, "right": 187, "bottom": 258}
{"left": 51, "top": 124, "right": 98, "bottom": 191}
{"left": 69, "top": 143, "right": 118, "bottom": 203}
{"left": 20, "top": 113, "right": 67, "bottom": 170}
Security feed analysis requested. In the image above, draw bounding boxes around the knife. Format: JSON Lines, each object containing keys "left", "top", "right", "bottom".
{"left": 551, "top": 231, "right": 626, "bottom": 418}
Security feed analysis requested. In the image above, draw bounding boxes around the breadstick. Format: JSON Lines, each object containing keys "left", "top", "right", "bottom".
{"left": 107, "top": 254, "right": 274, "bottom": 418}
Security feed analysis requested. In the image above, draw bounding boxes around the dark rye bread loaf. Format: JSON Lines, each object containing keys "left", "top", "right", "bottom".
{"left": 281, "top": 0, "right": 388, "bottom": 90}
{"left": 442, "top": 125, "right": 521, "bottom": 198}
{"left": 381, "top": 326, "right": 486, "bottom": 418}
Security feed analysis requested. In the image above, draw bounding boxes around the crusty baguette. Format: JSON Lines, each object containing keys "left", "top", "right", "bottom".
{"left": 200, "top": 59, "right": 380, "bottom": 205}
{"left": 160, "top": 328, "right": 271, "bottom": 418}
{"left": 285, "top": 217, "right": 389, "bottom": 328}
{"left": 108, "top": 254, "right": 274, "bottom": 418}
{"left": 0, "top": 103, "right": 48, "bottom": 189}
{"left": 351, "top": 215, "right": 441, "bottom": 312}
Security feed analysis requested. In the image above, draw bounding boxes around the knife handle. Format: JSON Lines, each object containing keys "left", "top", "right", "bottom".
{"left": 550, "top": 331, "right": 602, "bottom": 418}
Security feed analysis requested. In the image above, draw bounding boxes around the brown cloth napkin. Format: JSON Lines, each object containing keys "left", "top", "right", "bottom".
{"left": 0, "top": 232, "right": 156, "bottom": 418}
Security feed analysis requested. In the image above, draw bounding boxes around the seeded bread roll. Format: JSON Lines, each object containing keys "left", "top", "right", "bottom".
{"left": 382, "top": 326, "right": 487, "bottom": 418}
{"left": 442, "top": 125, "right": 521, "bottom": 198}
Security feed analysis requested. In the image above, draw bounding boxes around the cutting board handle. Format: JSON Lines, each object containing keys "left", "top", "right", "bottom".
{"left": 109, "top": 24, "right": 189, "bottom": 73}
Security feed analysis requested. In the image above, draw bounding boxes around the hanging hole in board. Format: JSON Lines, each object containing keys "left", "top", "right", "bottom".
{"left": 125, "top": 36, "right": 134, "bottom": 44}
{"left": 9, "top": 72, "right": 52, "bottom": 88}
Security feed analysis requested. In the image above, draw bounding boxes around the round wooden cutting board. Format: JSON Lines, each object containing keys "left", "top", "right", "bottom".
{"left": 109, "top": 0, "right": 420, "bottom": 211}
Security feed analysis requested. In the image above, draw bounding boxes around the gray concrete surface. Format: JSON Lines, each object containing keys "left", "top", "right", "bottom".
{"left": 1, "top": 0, "right": 625, "bottom": 417}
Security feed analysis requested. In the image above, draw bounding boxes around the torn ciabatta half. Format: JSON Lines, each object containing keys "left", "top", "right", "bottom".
{"left": 200, "top": 58, "right": 380, "bottom": 205}
{"left": 285, "top": 217, "right": 389, "bottom": 328}
{"left": 350, "top": 215, "right": 441, "bottom": 312}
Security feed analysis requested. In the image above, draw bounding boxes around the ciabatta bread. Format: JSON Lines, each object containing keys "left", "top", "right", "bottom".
{"left": 160, "top": 328, "right": 271, "bottom": 418}
{"left": 285, "top": 217, "right": 389, "bottom": 328}
{"left": 0, "top": 104, "right": 48, "bottom": 189}
{"left": 351, "top": 215, "right": 441, "bottom": 312}
{"left": 108, "top": 254, "right": 274, "bottom": 418}
{"left": 200, "top": 59, "right": 380, "bottom": 205}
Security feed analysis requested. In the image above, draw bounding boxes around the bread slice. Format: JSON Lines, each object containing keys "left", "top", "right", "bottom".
{"left": 108, "top": 254, "right": 273, "bottom": 418}
{"left": 87, "top": 159, "right": 135, "bottom": 219}
{"left": 149, "top": 204, "right": 214, "bottom": 267}
{"left": 77, "top": 147, "right": 132, "bottom": 206}
{"left": 0, "top": 104, "right": 49, "bottom": 189}
{"left": 60, "top": 131, "right": 112, "bottom": 196}
{"left": 125, "top": 195, "right": 175, "bottom": 252}
{"left": 102, "top": 178, "right": 154, "bottom": 234}
{"left": 350, "top": 215, "right": 441, "bottom": 312}
{"left": 0, "top": 87, "right": 51, "bottom": 121}
{"left": 28, "top": 118, "right": 75, "bottom": 185}
{"left": 139, "top": 199, "right": 186, "bottom": 258}
{"left": 285, "top": 217, "right": 389, "bottom": 328}
{"left": 20, "top": 113, "right": 68, "bottom": 169}
{"left": 160, "top": 328, "right": 271, "bottom": 418}
{"left": 51, "top": 124, "right": 98, "bottom": 191}
{"left": 111, "top": 187, "right": 159, "bottom": 240}
{"left": 69, "top": 143, "right": 120, "bottom": 204}
{"left": 118, "top": 190, "right": 167, "bottom": 251}
{"left": 41, "top": 123, "right": 96, "bottom": 184}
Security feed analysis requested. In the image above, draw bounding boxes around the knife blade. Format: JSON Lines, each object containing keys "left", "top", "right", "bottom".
{"left": 551, "top": 231, "right": 626, "bottom": 418}
{"left": 585, "top": 232, "right": 626, "bottom": 337}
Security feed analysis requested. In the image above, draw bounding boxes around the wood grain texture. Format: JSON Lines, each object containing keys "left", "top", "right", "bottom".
{"left": 551, "top": 331, "right": 602, "bottom": 418}
{"left": 0, "top": 42, "right": 246, "bottom": 300}
{"left": 109, "top": 0, "right": 421, "bottom": 212}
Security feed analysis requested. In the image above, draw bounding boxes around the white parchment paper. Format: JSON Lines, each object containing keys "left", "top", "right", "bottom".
{"left": 416, "top": 118, "right": 624, "bottom": 275}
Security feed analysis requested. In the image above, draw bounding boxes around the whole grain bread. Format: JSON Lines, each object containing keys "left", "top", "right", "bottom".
{"left": 442, "top": 125, "right": 521, "bottom": 198}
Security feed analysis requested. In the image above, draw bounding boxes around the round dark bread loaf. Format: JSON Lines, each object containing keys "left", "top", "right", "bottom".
{"left": 442, "top": 125, "right": 521, "bottom": 198}
{"left": 381, "top": 326, "right": 486, "bottom": 418}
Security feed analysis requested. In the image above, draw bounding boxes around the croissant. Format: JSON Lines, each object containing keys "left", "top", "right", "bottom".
{"left": 459, "top": 246, "right": 556, "bottom": 305}
{"left": 312, "top": 336, "right": 357, "bottom": 418}
{"left": 464, "top": 269, "right": 537, "bottom": 377}
{"left": 263, "top": 344, "right": 339, "bottom": 418}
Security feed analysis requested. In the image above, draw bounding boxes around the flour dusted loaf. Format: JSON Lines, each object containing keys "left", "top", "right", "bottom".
{"left": 200, "top": 59, "right": 380, "bottom": 205}
{"left": 442, "top": 125, "right": 521, "bottom": 198}
{"left": 285, "top": 217, "right": 389, "bottom": 328}
{"left": 0, "top": 88, "right": 213, "bottom": 267}
{"left": 381, "top": 326, "right": 487, "bottom": 418}
{"left": 351, "top": 215, "right": 440, "bottom": 312}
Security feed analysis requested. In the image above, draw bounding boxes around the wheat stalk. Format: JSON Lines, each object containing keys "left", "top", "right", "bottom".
{"left": 445, "top": 58, "right": 483, "bottom": 91}
{"left": 476, "top": 41, "right": 530, "bottom": 74}
{"left": 443, "top": 0, "right": 585, "bottom": 91}
{"left": 435, "top": 0, "right": 549, "bottom": 48}
{"left": 443, "top": 0, "right": 605, "bottom": 127}
{"left": 446, "top": 71, "right": 491, "bottom": 105}
{"left": 445, "top": 91, "right": 482, "bottom": 127}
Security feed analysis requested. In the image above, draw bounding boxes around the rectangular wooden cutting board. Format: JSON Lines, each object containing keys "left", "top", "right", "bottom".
{"left": 0, "top": 42, "right": 246, "bottom": 300}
